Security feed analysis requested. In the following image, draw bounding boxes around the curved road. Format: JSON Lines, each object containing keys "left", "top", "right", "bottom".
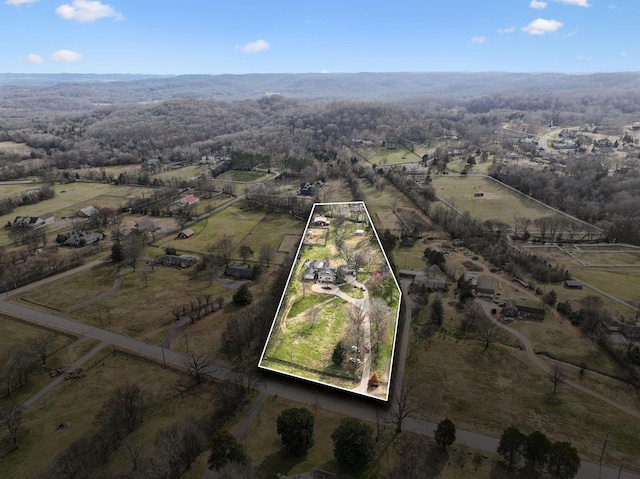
{"left": 477, "top": 299, "right": 640, "bottom": 421}
{"left": 2, "top": 271, "right": 638, "bottom": 477}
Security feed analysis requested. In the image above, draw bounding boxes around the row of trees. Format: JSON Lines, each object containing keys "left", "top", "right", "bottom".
{"left": 497, "top": 427, "right": 580, "bottom": 478}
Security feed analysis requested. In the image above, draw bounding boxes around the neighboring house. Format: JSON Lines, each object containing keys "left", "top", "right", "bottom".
{"left": 63, "top": 231, "right": 104, "bottom": 247}
{"left": 225, "top": 265, "right": 254, "bottom": 279}
{"left": 76, "top": 205, "right": 98, "bottom": 218}
{"left": 398, "top": 270, "right": 423, "bottom": 279}
{"left": 157, "top": 254, "right": 199, "bottom": 268}
{"left": 177, "top": 228, "right": 195, "bottom": 239}
{"left": 135, "top": 220, "right": 156, "bottom": 232}
{"left": 298, "top": 180, "right": 323, "bottom": 197}
{"left": 476, "top": 276, "right": 495, "bottom": 297}
{"left": 503, "top": 300, "right": 518, "bottom": 318}
{"left": 173, "top": 194, "right": 199, "bottom": 209}
{"left": 518, "top": 305, "right": 545, "bottom": 321}
{"left": 12, "top": 213, "right": 55, "bottom": 228}
{"left": 413, "top": 275, "right": 447, "bottom": 291}
{"left": 464, "top": 273, "right": 478, "bottom": 287}
{"left": 311, "top": 216, "right": 330, "bottom": 227}
{"left": 354, "top": 229, "right": 365, "bottom": 236}
{"left": 564, "top": 279, "right": 583, "bottom": 289}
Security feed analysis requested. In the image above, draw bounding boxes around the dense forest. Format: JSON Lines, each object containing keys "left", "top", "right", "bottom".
{"left": 2, "top": 73, "right": 640, "bottom": 244}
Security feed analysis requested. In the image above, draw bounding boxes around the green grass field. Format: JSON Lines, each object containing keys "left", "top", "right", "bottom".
{"left": 152, "top": 164, "right": 204, "bottom": 181}
{"left": 216, "top": 170, "right": 270, "bottom": 182}
{"left": 432, "top": 175, "right": 572, "bottom": 228}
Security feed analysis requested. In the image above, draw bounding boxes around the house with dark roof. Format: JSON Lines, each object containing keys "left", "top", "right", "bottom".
{"left": 312, "top": 216, "right": 330, "bottom": 227}
{"left": 225, "top": 265, "right": 254, "bottom": 279}
{"left": 157, "top": 254, "right": 199, "bottom": 268}
{"left": 476, "top": 276, "right": 495, "bottom": 297}
{"left": 413, "top": 275, "right": 447, "bottom": 291}
{"left": 564, "top": 279, "right": 583, "bottom": 289}
{"left": 12, "top": 213, "right": 55, "bottom": 228}
{"left": 302, "top": 259, "right": 336, "bottom": 284}
{"left": 502, "top": 300, "right": 544, "bottom": 321}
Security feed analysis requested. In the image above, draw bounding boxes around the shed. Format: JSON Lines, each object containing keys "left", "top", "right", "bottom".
{"left": 564, "top": 279, "right": 583, "bottom": 289}
{"left": 178, "top": 228, "right": 195, "bottom": 239}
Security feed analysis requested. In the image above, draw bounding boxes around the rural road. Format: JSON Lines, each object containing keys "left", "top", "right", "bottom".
{"left": 477, "top": 299, "right": 640, "bottom": 421}
{"left": 2, "top": 270, "right": 638, "bottom": 477}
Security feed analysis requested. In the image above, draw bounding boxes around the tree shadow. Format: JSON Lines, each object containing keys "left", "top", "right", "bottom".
{"left": 256, "top": 447, "right": 308, "bottom": 479}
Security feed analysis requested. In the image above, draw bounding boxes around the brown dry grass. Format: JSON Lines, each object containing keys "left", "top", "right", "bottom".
{"left": 413, "top": 335, "right": 640, "bottom": 471}
{"left": 0, "top": 349, "right": 222, "bottom": 479}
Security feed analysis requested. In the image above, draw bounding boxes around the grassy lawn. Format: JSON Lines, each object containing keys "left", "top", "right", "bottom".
{"left": 11, "top": 261, "right": 233, "bottom": 344}
{"left": 0, "top": 350, "right": 216, "bottom": 479}
{"left": 243, "top": 395, "right": 505, "bottom": 479}
{"left": 413, "top": 334, "right": 640, "bottom": 471}
{"left": 217, "top": 170, "right": 270, "bottom": 182}
{"left": 236, "top": 213, "right": 305, "bottom": 266}
{"left": 153, "top": 164, "right": 204, "bottom": 181}
{"left": 157, "top": 205, "right": 267, "bottom": 254}
{"left": 432, "top": 175, "right": 568, "bottom": 228}
{"left": 358, "top": 144, "right": 424, "bottom": 166}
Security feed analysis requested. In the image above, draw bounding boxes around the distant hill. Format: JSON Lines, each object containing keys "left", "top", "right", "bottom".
{"left": 3, "top": 72, "right": 640, "bottom": 108}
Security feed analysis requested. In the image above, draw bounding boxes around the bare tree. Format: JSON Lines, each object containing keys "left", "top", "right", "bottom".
{"left": 348, "top": 302, "right": 367, "bottom": 350}
{"left": 122, "top": 229, "right": 145, "bottom": 272}
{"left": 258, "top": 243, "right": 277, "bottom": 267}
{"left": 479, "top": 320, "right": 502, "bottom": 357}
{"left": 369, "top": 297, "right": 390, "bottom": 356}
{"left": 28, "top": 332, "right": 57, "bottom": 365}
{"left": 390, "top": 374, "right": 421, "bottom": 433}
{"left": 184, "top": 350, "right": 211, "bottom": 385}
{"left": 551, "top": 365, "right": 566, "bottom": 396}
{"left": 1, "top": 407, "right": 23, "bottom": 448}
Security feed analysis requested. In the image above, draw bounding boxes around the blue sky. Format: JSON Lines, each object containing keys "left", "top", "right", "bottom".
{"left": 0, "top": 0, "right": 636, "bottom": 74}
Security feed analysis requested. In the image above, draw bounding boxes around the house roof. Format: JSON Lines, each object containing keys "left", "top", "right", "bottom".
{"left": 477, "top": 276, "right": 494, "bottom": 291}
{"left": 518, "top": 305, "right": 545, "bottom": 315}
{"left": 179, "top": 228, "right": 194, "bottom": 237}
{"left": 78, "top": 206, "right": 98, "bottom": 217}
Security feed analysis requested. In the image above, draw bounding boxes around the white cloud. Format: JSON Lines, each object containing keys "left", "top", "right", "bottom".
{"left": 321, "top": 69, "right": 330, "bottom": 74}
{"left": 26, "top": 53, "right": 44, "bottom": 63}
{"left": 55, "top": 0, "right": 123, "bottom": 23}
{"left": 620, "top": 51, "right": 628, "bottom": 56}
{"left": 471, "top": 36, "right": 486, "bottom": 44}
{"left": 497, "top": 26, "right": 516, "bottom": 34}
{"left": 237, "top": 39, "right": 270, "bottom": 53}
{"left": 553, "top": 0, "right": 590, "bottom": 6}
{"left": 51, "top": 49, "right": 82, "bottom": 62}
{"left": 522, "top": 18, "right": 563, "bottom": 35}
{"left": 608, "top": 4, "right": 617, "bottom": 8}
{"left": 5, "top": 0, "right": 38, "bottom": 5}
{"left": 530, "top": 0, "right": 547, "bottom": 9}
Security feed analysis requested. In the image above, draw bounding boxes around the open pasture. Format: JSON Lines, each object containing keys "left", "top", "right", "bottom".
{"left": 0, "top": 350, "right": 206, "bottom": 479}
{"left": 157, "top": 205, "right": 267, "bottom": 253}
{"left": 433, "top": 175, "right": 577, "bottom": 227}
{"left": 216, "top": 169, "right": 270, "bottom": 182}
{"left": 359, "top": 144, "right": 423, "bottom": 166}
{"left": 0, "top": 141, "right": 32, "bottom": 155}
{"left": 152, "top": 164, "right": 204, "bottom": 181}
{"left": 413, "top": 335, "right": 640, "bottom": 471}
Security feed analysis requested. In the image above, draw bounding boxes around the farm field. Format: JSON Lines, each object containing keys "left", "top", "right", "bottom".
{"left": 358, "top": 144, "right": 422, "bottom": 166}
{"left": 153, "top": 164, "right": 204, "bottom": 181}
{"left": 260, "top": 202, "right": 401, "bottom": 401}
{"left": 432, "top": 175, "right": 572, "bottom": 229}
{"left": 0, "top": 350, "right": 215, "bottom": 479}
{"left": 11, "top": 261, "right": 231, "bottom": 344}
{"left": 157, "top": 205, "right": 268, "bottom": 253}
{"left": 0, "top": 141, "right": 33, "bottom": 155}
{"left": 522, "top": 244, "right": 640, "bottom": 319}
{"left": 412, "top": 334, "right": 640, "bottom": 472}
{"left": 216, "top": 169, "right": 270, "bottom": 182}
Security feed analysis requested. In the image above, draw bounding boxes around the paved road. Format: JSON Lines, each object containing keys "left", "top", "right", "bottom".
{"left": 2, "top": 276, "right": 638, "bottom": 477}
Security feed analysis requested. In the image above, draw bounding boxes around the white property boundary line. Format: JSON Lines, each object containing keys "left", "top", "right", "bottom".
{"left": 258, "top": 201, "right": 402, "bottom": 402}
